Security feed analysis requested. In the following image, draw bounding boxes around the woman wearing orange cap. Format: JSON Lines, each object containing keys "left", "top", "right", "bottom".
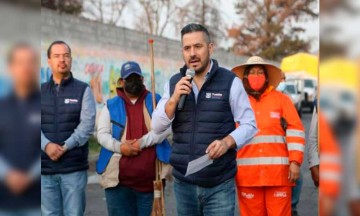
{"left": 231, "top": 56, "right": 305, "bottom": 216}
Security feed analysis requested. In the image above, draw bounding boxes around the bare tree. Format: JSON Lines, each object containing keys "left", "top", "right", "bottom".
{"left": 134, "top": 0, "right": 179, "bottom": 37}
{"left": 174, "top": 0, "right": 226, "bottom": 45}
{"left": 42, "top": 0, "right": 83, "bottom": 15}
{"left": 229, "top": 0, "right": 318, "bottom": 61}
{"left": 82, "top": 0, "right": 128, "bottom": 25}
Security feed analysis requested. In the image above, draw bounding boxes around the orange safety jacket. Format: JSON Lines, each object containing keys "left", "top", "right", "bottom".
{"left": 318, "top": 113, "right": 341, "bottom": 198}
{"left": 236, "top": 87, "right": 305, "bottom": 187}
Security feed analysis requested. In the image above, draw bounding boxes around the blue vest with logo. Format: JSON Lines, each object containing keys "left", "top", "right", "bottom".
{"left": 169, "top": 60, "right": 237, "bottom": 187}
{"left": 41, "top": 74, "right": 89, "bottom": 174}
{"left": 96, "top": 92, "right": 171, "bottom": 174}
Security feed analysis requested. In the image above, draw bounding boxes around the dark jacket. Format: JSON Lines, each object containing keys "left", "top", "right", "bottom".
{"left": 169, "top": 60, "right": 237, "bottom": 187}
{"left": 41, "top": 73, "right": 89, "bottom": 174}
{"left": 0, "top": 91, "right": 41, "bottom": 209}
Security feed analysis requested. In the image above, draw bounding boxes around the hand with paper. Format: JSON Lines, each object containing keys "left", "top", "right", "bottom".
{"left": 185, "top": 154, "right": 213, "bottom": 177}
{"left": 185, "top": 136, "right": 237, "bottom": 176}
{"left": 206, "top": 136, "right": 236, "bottom": 159}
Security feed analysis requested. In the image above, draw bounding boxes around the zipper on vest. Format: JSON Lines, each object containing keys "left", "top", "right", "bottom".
{"left": 191, "top": 91, "right": 196, "bottom": 161}
{"left": 190, "top": 74, "right": 211, "bottom": 160}
{"left": 54, "top": 84, "right": 59, "bottom": 142}
{"left": 54, "top": 82, "right": 62, "bottom": 142}
{"left": 193, "top": 80, "right": 210, "bottom": 159}
{"left": 111, "top": 120, "right": 125, "bottom": 140}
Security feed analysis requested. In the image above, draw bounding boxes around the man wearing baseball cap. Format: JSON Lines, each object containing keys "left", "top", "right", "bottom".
{"left": 96, "top": 61, "right": 171, "bottom": 215}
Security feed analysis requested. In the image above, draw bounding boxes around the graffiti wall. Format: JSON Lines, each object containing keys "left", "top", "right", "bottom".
{"left": 41, "top": 40, "right": 183, "bottom": 109}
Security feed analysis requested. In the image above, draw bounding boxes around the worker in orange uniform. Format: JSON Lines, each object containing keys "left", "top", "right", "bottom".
{"left": 231, "top": 56, "right": 305, "bottom": 216}
{"left": 318, "top": 112, "right": 342, "bottom": 216}
{"left": 308, "top": 99, "right": 342, "bottom": 216}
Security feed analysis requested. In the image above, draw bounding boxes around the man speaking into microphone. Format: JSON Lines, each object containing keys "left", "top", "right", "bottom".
{"left": 152, "top": 23, "right": 257, "bottom": 215}
{"left": 177, "top": 68, "right": 194, "bottom": 110}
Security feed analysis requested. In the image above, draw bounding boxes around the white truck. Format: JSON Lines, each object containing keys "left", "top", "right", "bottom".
{"left": 283, "top": 81, "right": 302, "bottom": 117}
{"left": 285, "top": 72, "right": 317, "bottom": 113}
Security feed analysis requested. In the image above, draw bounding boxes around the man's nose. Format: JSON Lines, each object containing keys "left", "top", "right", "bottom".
{"left": 190, "top": 47, "right": 196, "bottom": 57}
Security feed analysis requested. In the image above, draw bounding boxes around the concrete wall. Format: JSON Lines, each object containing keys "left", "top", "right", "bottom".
{"left": 41, "top": 9, "right": 274, "bottom": 107}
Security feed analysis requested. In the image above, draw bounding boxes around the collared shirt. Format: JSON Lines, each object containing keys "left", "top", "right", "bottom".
{"left": 41, "top": 86, "right": 96, "bottom": 151}
{"left": 96, "top": 100, "right": 171, "bottom": 154}
{"left": 192, "top": 60, "right": 213, "bottom": 102}
{"left": 152, "top": 60, "right": 258, "bottom": 150}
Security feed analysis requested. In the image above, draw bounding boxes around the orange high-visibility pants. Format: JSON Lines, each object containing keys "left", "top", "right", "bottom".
{"left": 237, "top": 186, "right": 292, "bottom": 216}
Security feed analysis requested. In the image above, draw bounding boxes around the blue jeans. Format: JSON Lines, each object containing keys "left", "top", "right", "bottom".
{"left": 0, "top": 208, "right": 41, "bottom": 216}
{"left": 41, "top": 170, "right": 87, "bottom": 216}
{"left": 292, "top": 171, "right": 303, "bottom": 212}
{"left": 105, "top": 185, "right": 153, "bottom": 216}
{"left": 173, "top": 177, "right": 235, "bottom": 216}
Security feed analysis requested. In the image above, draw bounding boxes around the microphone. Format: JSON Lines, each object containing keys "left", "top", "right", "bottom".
{"left": 177, "top": 68, "right": 195, "bottom": 111}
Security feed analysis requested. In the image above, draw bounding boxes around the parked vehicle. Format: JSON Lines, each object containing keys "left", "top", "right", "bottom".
{"left": 284, "top": 81, "right": 302, "bottom": 117}
{"left": 286, "top": 74, "right": 317, "bottom": 113}
{"left": 320, "top": 85, "right": 356, "bottom": 132}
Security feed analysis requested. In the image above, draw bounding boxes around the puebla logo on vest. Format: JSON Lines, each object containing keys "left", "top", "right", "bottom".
{"left": 64, "top": 98, "right": 79, "bottom": 104}
{"left": 205, "top": 92, "right": 223, "bottom": 99}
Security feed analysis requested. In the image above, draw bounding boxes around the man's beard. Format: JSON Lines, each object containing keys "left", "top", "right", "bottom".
{"left": 188, "top": 54, "right": 210, "bottom": 74}
{"left": 194, "top": 60, "right": 210, "bottom": 74}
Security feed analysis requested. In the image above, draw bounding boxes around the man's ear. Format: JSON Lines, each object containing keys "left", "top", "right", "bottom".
{"left": 118, "top": 78, "right": 124, "bottom": 87}
{"left": 208, "top": 42, "right": 214, "bottom": 55}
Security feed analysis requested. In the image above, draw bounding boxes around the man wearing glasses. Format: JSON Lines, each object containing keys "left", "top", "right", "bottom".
{"left": 40, "top": 41, "right": 96, "bottom": 216}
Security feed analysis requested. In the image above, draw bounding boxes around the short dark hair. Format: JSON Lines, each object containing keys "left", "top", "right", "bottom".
{"left": 47, "top": 40, "right": 71, "bottom": 59}
{"left": 181, "top": 23, "right": 211, "bottom": 44}
{"left": 7, "top": 42, "right": 37, "bottom": 64}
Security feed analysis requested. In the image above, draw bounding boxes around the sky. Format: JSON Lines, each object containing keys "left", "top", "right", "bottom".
{"left": 99, "top": 0, "right": 320, "bottom": 53}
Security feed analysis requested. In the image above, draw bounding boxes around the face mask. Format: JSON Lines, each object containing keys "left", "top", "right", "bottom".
{"left": 247, "top": 74, "right": 266, "bottom": 91}
{"left": 277, "top": 82, "right": 286, "bottom": 92}
{"left": 124, "top": 76, "right": 144, "bottom": 96}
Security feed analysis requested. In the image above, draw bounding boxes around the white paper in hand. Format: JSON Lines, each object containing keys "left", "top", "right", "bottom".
{"left": 185, "top": 154, "right": 213, "bottom": 177}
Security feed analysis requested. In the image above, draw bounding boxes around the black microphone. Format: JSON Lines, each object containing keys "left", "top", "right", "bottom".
{"left": 177, "top": 69, "right": 195, "bottom": 111}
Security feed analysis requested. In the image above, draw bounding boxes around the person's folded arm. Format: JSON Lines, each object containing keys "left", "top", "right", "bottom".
{"left": 140, "top": 127, "right": 172, "bottom": 149}
{"left": 97, "top": 104, "right": 122, "bottom": 154}
{"left": 64, "top": 87, "right": 96, "bottom": 150}
{"left": 151, "top": 82, "right": 174, "bottom": 134}
{"left": 228, "top": 77, "right": 258, "bottom": 150}
{"left": 41, "top": 130, "right": 51, "bottom": 151}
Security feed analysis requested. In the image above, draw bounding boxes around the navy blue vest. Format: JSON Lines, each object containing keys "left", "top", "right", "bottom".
{"left": 0, "top": 91, "right": 41, "bottom": 209}
{"left": 169, "top": 60, "right": 237, "bottom": 187}
{"left": 41, "top": 73, "right": 89, "bottom": 174}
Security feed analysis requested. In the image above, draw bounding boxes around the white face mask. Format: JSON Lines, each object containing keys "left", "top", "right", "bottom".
{"left": 277, "top": 82, "right": 286, "bottom": 92}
